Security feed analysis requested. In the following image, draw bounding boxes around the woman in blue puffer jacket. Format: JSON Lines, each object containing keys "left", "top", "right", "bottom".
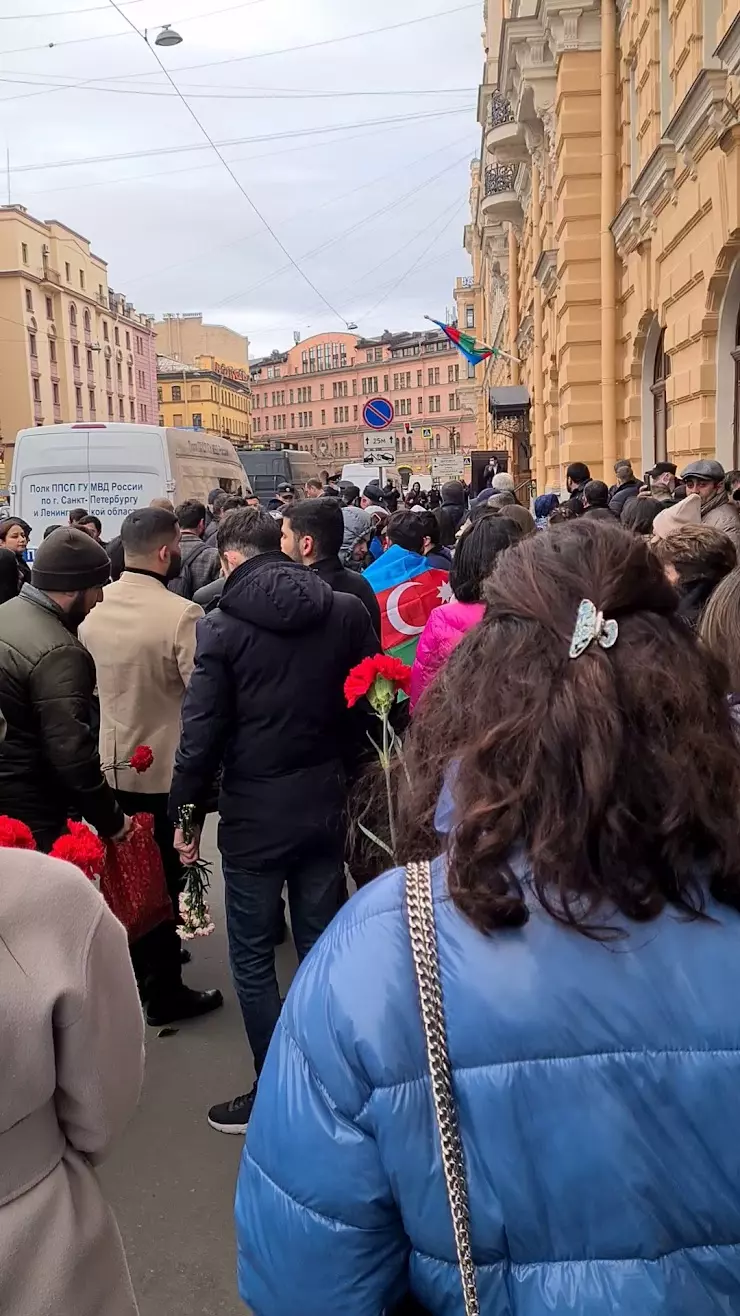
{"left": 236, "top": 518, "right": 740, "bottom": 1316}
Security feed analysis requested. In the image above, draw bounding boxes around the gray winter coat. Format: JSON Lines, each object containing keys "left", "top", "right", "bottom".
{"left": 168, "top": 532, "right": 221, "bottom": 600}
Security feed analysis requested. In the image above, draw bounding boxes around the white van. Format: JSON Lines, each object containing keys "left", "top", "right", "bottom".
{"left": 10, "top": 423, "right": 250, "bottom": 544}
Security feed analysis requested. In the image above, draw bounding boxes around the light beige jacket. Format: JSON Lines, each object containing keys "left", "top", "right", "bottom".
{"left": 81, "top": 571, "right": 203, "bottom": 794}
{"left": 0, "top": 848, "right": 144, "bottom": 1316}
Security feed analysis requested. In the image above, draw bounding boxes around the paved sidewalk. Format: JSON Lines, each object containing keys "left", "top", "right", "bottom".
{"left": 100, "top": 822, "right": 297, "bottom": 1316}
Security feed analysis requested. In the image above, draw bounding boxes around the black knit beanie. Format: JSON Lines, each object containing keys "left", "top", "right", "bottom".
{"left": 31, "top": 528, "right": 110, "bottom": 592}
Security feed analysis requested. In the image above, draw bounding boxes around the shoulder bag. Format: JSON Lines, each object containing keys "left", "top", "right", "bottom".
{"left": 394, "top": 861, "right": 480, "bottom": 1316}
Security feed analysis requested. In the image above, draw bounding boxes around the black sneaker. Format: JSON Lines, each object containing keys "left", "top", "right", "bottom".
{"left": 208, "top": 1086, "right": 256, "bottom": 1135}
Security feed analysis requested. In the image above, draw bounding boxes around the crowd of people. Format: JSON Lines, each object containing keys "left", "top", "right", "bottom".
{"left": 3, "top": 454, "right": 740, "bottom": 1315}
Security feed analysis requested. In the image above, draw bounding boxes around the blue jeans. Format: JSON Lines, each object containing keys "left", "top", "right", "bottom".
{"left": 223, "top": 850, "right": 344, "bottom": 1076}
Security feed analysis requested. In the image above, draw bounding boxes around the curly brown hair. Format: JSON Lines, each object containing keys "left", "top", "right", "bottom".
{"left": 399, "top": 519, "right": 740, "bottom": 936}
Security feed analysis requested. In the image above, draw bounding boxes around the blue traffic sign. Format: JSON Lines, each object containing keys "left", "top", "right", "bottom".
{"left": 362, "top": 397, "right": 394, "bottom": 430}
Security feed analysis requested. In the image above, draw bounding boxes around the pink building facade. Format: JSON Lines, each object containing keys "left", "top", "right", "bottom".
{"left": 108, "top": 290, "right": 157, "bottom": 426}
{"left": 250, "top": 329, "right": 476, "bottom": 475}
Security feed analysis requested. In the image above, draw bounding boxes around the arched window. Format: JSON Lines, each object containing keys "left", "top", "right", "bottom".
{"left": 69, "top": 303, "right": 77, "bottom": 328}
{"left": 83, "top": 308, "right": 90, "bottom": 332}
{"left": 650, "top": 328, "right": 670, "bottom": 462}
{"left": 726, "top": 301, "right": 732, "bottom": 463}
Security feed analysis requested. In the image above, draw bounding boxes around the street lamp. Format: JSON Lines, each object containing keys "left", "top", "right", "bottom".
{"left": 146, "top": 24, "right": 183, "bottom": 47}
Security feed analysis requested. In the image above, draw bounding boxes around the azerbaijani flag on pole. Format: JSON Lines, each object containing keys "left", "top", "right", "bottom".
{"left": 364, "top": 544, "right": 452, "bottom": 665}
{"left": 425, "top": 316, "right": 518, "bottom": 368}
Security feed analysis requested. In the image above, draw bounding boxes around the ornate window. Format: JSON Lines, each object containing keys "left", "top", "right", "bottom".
{"left": 651, "top": 328, "right": 670, "bottom": 462}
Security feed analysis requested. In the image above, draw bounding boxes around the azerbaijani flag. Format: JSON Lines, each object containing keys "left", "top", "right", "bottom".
{"left": 425, "top": 316, "right": 500, "bottom": 367}
{"left": 364, "top": 545, "right": 452, "bottom": 664}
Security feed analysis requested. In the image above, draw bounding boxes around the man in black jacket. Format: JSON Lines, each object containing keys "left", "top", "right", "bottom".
{"left": 280, "top": 497, "right": 381, "bottom": 639}
{"left": 0, "top": 528, "right": 130, "bottom": 849}
{"left": 169, "top": 507, "right": 379, "bottom": 1132}
{"left": 608, "top": 460, "right": 642, "bottom": 518}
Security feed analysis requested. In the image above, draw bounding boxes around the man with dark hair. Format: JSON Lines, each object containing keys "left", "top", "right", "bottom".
{"left": 582, "top": 480, "right": 614, "bottom": 521}
{"left": 0, "top": 528, "right": 129, "bottom": 849}
{"left": 281, "top": 498, "right": 381, "bottom": 638}
{"left": 204, "top": 489, "right": 228, "bottom": 544}
{"left": 68, "top": 507, "right": 88, "bottom": 526}
{"left": 170, "top": 506, "right": 379, "bottom": 1132}
{"left": 81, "top": 507, "right": 222, "bottom": 1026}
{"left": 386, "top": 508, "right": 427, "bottom": 555}
{"left": 77, "top": 513, "right": 104, "bottom": 545}
{"left": 563, "top": 462, "right": 591, "bottom": 513}
{"left": 608, "top": 460, "right": 642, "bottom": 518}
{"left": 169, "top": 499, "right": 221, "bottom": 599}
{"left": 304, "top": 478, "right": 323, "bottom": 499}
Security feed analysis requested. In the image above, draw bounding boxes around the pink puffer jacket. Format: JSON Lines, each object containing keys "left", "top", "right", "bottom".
{"left": 409, "top": 600, "right": 485, "bottom": 710}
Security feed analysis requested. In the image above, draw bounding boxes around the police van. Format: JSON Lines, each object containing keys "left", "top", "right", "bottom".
{"left": 10, "top": 423, "right": 250, "bottom": 547}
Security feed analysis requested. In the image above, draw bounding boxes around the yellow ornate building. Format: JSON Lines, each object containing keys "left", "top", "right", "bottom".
{"left": 457, "top": 0, "right": 740, "bottom": 491}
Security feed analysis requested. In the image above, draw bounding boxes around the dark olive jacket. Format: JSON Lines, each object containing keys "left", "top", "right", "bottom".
{"left": 0, "top": 585, "right": 124, "bottom": 848}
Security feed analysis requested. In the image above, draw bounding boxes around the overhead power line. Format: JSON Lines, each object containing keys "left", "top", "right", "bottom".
{"left": 0, "top": 3, "right": 477, "bottom": 80}
{"left": 0, "top": 0, "right": 141, "bottom": 17}
{"left": 360, "top": 200, "right": 466, "bottom": 322}
{"left": 118, "top": 135, "right": 472, "bottom": 289}
{"left": 211, "top": 151, "right": 471, "bottom": 310}
{"left": 104, "top": 0, "right": 351, "bottom": 329}
{"left": 8, "top": 105, "right": 472, "bottom": 174}
{"left": 0, "top": 0, "right": 269, "bottom": 55}
{"left": 0, "top": 68, "right": 476, "bottom": 102}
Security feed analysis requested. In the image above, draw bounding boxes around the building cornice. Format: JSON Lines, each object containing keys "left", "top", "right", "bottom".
{"left": 610, "top": 194, "right": 644, "bottom": 257}
{"left": 665, "top": 69, "right": 731, "bottom": 167}
{"left": 633, "top": 139, "right": 677, "bottom": 215}
{"left": 715, "top": 11, "right": 740, "bottom": 76}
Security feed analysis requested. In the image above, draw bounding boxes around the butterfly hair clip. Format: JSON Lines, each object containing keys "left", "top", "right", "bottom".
{"left": 568, "top": 598, "right": 619, "bottom": 660}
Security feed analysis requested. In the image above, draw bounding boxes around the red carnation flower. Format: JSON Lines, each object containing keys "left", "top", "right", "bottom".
{"left": 50, "top": 821, "right": 106, "bottom": 881}
{"left": 344, "top": 654, "right": 412, "bottom": 710}
{"left": 0, "top": 816, "right": 37, "bottom": 850}
{"left": 129, "top": 745, "right": 154, "bottom": 774}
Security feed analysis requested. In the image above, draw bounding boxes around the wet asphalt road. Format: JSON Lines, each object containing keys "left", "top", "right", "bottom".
{"left": 99, "top": 821, "right": 297, "bottom": 1316}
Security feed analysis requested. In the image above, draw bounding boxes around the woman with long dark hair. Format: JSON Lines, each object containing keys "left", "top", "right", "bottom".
{"left": 0, "top": 519, "right": 31, "bottom": 588}
{"left": 235, "top": 519, "right": 740, "bottom": 1315}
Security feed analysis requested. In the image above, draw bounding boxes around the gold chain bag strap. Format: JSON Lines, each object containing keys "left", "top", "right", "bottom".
{"left": 405, "top": 861, "right": 481, "bottom": 1316}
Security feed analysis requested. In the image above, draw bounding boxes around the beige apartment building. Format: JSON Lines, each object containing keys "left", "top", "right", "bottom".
{"left": 154, "top": 313, "right": 249, "bottom": 369}
{"left": 0, "top": 205, "right": 157, "bottom": 481}
{"left": 458, "top": 0, "right": 740, "bottom": 491}
{"left": 154, "top": 313, "right": 252, "bottom": 446}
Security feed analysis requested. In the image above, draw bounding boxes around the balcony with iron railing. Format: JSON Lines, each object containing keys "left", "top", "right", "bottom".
{"left": 485, "top": 91, "right": 527, "bottom": 161}
{"left": 482, "top": 162, "right": 522, "bottom": 225}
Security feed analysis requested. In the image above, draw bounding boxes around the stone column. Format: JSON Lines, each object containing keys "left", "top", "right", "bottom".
{"left": 600, "top": 0, "right": 618, "bottom": 471}
{"left": 508, "top": 224, "right": 521, "bottom": 386}
{"left": 532, "top": 159, "right": 547, "bottom": 492}
{"left": 552, "top": 50, "right": 604, "bottom": 477}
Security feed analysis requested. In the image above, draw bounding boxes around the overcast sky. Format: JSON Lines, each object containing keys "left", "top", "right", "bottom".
{"left": 0, "top": 0, "right": 481, "bottom": 357}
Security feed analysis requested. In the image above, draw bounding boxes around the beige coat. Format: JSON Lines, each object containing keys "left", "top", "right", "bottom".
{"left": 81, "top": 571, "right": 203, "bottom": 794}
{"left": 0, "top": 848, "right": 144, "bottom": 1316}
{"left": 702, "top": 498, "right": 740, "bottom": 554}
